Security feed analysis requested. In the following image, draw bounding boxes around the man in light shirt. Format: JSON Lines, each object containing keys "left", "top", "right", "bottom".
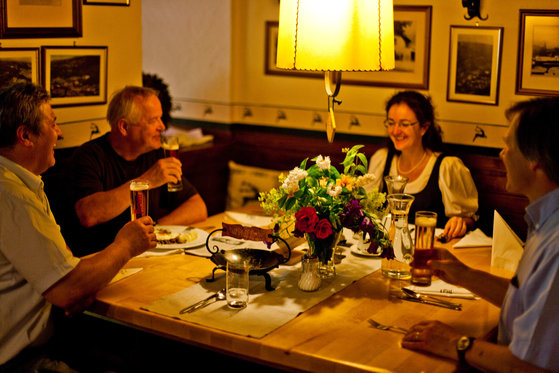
{"left": 0, "top": 83, "right": 156, "bottom": 371}
{"left": 401, "top": 97, "right": 559, "bottom": 372}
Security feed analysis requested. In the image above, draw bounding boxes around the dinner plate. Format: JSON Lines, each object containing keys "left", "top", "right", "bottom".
{"left": 155, "top": 225, "right": 209, "bottom": 250}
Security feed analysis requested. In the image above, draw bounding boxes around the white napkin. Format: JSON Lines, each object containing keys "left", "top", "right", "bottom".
{"left": 137, "top": 248, "right": 183, "bottom": 258}
{"left": 491, "top": 210, "right": 524, "bottom": 272}
{"left": 405, "top": 279, "right": 479, "bottom": 299}
{"left": 453, "top": 228, "right": 493, "bottom": 248}
{"left": 225, "top": 211, "right": 274, "bottom": 227}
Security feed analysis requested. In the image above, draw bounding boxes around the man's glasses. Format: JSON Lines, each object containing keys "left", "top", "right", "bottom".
{"left": 383, "top": 119, "right": 419, "bottom": 128}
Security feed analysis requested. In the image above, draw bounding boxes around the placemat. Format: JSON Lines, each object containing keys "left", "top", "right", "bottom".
{"left": 141, "top": 246, "right": 381, "bottom": 338}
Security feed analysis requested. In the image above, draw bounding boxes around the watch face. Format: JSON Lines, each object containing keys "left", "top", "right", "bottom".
{"left": 457, "top": 336, "right": 471, "bottom": 351}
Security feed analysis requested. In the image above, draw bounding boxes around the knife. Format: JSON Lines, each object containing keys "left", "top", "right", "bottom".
{"left": 401, "top": 288, "right": 463, "bottom": 308}
{"left": 398, "top": 295, "right": 462, "bottom": 311}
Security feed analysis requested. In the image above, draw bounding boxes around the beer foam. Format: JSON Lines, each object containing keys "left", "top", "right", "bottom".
{"left": 415, "top": 216, "right": 436, "bottom": 227}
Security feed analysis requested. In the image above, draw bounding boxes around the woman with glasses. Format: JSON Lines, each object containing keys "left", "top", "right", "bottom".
{"left": 368, "top": 90, "right": 478, "bottom": 239}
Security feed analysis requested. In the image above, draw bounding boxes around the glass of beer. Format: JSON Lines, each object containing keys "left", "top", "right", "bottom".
{"left": 161, "top": 135, "right": 183, "bottom": 192}
{"left": 130, "top": 180, "right": 149, "bottom": 220}
{"left": 411, "top": 211, "right": 437, "bottom": 286}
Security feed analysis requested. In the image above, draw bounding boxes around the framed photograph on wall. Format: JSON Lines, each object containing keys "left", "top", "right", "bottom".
{"left": 447, "top": 26, "right": 503, "bottom": 105}
{"left": 0, "top": 0, "right": 82, "bottom": 38}
{"left": 0, "top": 48, "right": 40, "bottom": 89}
{"left": 516, "top": 10, "right": 559, "bottom": 96}
{"left": 265, "top": 6, "right": 432, "bottom": 89}
{"left": 42, "top": 46, "right": 107, "bottom": 107}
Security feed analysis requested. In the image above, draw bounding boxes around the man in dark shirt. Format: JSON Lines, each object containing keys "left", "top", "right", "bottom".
{"left": 67, "top": 86, "right": 207, "bottom": 256}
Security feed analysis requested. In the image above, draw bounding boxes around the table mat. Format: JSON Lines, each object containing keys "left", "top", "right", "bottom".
{"left": 141, "top": 245, "right": 381, "bottom": 339}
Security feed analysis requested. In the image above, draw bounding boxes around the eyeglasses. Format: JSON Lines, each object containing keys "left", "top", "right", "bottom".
{"left": 383, "top": 119, "right": 419, "bottom": 128}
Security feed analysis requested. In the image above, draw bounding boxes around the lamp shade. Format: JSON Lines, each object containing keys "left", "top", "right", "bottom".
{"left": 277, "top": 0, "right": 395, "bottom": 72}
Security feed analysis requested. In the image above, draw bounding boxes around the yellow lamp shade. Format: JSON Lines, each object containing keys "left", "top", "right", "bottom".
{"left": 277, "top": 0, "right": 395, "bottom": 72}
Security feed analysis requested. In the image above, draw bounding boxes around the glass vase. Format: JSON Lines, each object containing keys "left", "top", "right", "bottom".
{"left": 298, "top": 255, "right": 321, "bottom": 292}
{"left": 381, "top": 193, "right": 414, "bottom": 279}
{"left": 305, "top": 230, "right": 342, "bottom": 279}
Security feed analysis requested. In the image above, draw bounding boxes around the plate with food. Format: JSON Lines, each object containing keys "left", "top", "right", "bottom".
{"left": 154, "top": 225, "right": 208, "bottom": 250}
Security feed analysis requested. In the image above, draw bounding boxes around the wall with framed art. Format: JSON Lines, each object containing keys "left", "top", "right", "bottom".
{"left": 143, "top": 0, "right": 559, "bottom": 149}
{"left": 0, "top": 0, "right": 142, "bottom": 148}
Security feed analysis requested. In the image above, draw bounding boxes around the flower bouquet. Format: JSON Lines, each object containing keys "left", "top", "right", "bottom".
{"left": 259, "top": 145, "right": 394, "bottom": 273}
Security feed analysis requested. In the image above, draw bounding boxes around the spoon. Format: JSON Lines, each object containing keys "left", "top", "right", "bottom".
{"left": 179, "top": 289, "right": 226, "bottom": 314}
{"left": 401, "top": 288, "right": 462, "bottom": 309}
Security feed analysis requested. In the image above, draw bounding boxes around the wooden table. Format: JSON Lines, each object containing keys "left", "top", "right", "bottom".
{"left": 90, "top": 210, "right": 512, "bottom": 372}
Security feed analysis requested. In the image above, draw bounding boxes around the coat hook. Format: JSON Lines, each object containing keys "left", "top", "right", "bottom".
{"left": 204, "top": 106, "right": 213, "bottom": 116}
{"left": 242, "top": 107, "right": 252, "bottom": 118}
{"left": 312, "top": 113, "right": 323, "bottom": 125}
{"left": 473, "top": 126, "right": 487, "bottom": 142}
{"left": 349, "top": 116, "right": 360, "bottom": 127}
{"left": 462, "top": 0, "right": 487, "bottom": 21}
{"left": 277, "top": 110, "right": 286, "bottom": 121}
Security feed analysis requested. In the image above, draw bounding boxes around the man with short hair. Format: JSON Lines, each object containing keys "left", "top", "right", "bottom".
{"left": 67, "top": 86, "right": 207, "bottom": 256}
{"left": 0, "top": 83, "right": 156, "bottom": 370}
{"left": 401, "top": 97, "right": 559, "bottom": 372}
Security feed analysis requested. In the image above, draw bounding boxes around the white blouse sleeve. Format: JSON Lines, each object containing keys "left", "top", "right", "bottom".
{"left": 366, "top": 148, "right": 388, "bottom": 191}
{"left": 438, "top": 156, "right": 479, "bottom": 219}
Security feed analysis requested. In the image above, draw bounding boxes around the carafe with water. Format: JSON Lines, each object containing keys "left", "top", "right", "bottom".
{"left": 381, "top": 193, "right": 414, "bottom": 279}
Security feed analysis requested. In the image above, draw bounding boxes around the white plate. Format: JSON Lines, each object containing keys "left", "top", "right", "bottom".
{"left": 155, "top": 226, "right": 209, "bottom": 250}
{"left": 351, "top": 247, "right": 381, "bottom": 257}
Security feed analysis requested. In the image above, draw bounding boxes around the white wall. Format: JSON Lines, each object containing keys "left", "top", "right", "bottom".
{"left": 1, "top": 1, "right": 143, "bottom": 148}
{"left": 142, "top": 0, "right": 559, "bottom": 149}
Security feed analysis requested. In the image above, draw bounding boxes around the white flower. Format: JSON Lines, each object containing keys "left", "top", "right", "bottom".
{"left": 282, "top": 167, "right": 307, "bottom": 193}
{"left": 327, "top": 183, "right": 342, "bottom": 197}
{"left": 355, "top": 173, "right": 377, "bottom": 188}
{"left": 316, "top": 155, "right": 331, "bottom": 170}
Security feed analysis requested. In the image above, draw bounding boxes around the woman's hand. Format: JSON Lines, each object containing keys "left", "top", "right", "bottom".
{"left": 443, "top": 216, "right": 471, "bottom": 239}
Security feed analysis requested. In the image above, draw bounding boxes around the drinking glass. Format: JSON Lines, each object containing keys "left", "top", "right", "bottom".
{"left": 161, "top": 135, "right": 183, "bottom": 192}
{"left": 226, "top": 261, "right": 249, "bottom": 309}
{"left": 411, "top": 211, "right": 437, "bottom": 286}
{"left": 129, "top": 180, "right": 149, "bottom": 220}
{"left": 384, "top": 175, "right": 408, "bottom": 194}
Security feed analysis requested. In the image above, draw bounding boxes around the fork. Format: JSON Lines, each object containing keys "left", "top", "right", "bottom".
{"left": 368, "top": 319, "right": 409, "bottom": 334}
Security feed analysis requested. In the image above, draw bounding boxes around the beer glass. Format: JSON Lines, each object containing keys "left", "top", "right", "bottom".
{"left": 161, "top": 135, "right": 183, "bottom": 192}
{"left": 130, "top": 180, "right": 149, "bottom": 220}
{"left": 411, "top": 211, "right": 437, "bottom": 286}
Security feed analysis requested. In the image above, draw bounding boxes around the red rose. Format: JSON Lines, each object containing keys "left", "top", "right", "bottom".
{"left": 295, "top": 207, "right": 319, "bottom": 233}
{"left": 315, "top": 218, "right": 333, "bottom": 239}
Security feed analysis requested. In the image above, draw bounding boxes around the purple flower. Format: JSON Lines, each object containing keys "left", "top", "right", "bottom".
{"left": 340, "top": 199, "right": 364, "bottom": 230}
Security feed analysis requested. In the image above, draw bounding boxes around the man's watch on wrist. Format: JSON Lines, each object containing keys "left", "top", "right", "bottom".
{"left": 456, "top": 336, "right": 475, "bottom": 365}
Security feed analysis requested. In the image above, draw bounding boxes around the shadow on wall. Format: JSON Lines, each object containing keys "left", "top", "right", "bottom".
{"left": 143, "top": 72, "right": 173, "bottom": 126}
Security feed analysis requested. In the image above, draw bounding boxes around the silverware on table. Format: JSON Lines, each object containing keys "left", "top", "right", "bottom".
{"left": 401, "top": 288, "right": 462, "bottom": 309}
{"left": 179, "top": 289, "right": 226, "bottom": 314}
{"left": 368, "top": 319, "right": 409, "bottom": 334}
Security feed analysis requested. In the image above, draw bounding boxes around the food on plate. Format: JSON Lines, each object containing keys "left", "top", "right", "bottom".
{"left": 155, "top": 227, "right": 198, "bottom": 245}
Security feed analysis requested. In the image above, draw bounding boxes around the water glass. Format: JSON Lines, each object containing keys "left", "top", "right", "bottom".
{"left": 411, "top": 211, "right": 437, "bottom": 286}
{"left": 226, "top": 261, "right": 249, "bottom": 309}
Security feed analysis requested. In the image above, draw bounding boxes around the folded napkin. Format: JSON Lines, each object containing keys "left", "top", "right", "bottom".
{"left": 224, "top": 212, "right": 274, "bottom": 228}
{"left": 491, "top": 210, "right": 524, "bottom": 272}
{"left": 405, "top": 279, "right": 479, "bottom": 299}
{"left": 137, "top": 248, "right": 183, "bottom": 258}
{"left": 453, "top": 228, "right": 493, "bottom": 248}
{"left": 110, "top": 268, "right": 143, "bottom": 284}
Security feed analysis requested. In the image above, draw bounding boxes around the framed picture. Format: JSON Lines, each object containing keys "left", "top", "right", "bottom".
{"left": 447, "top": 26, "right": 503, "bottom": 105}
{"left": 0, "top": 48, "right": 40, "bottom": 89}
{"left": 42, "top": 46, "right": 107, "bottom": 107}
{"left": 264, "top": 6, "right": 432, "bottom": 89}
{"left": 84, "top": 0, "right": 130, "bottom": 6}
{"left": 0, "top": 0, "right": 82, "bottom": 38}
{"left": 516, "top": 10, "right": 559, "bottom": 96}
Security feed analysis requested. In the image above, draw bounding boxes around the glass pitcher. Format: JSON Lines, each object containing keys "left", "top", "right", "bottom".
{"left": 381, "top": 193, "right": 415, "bottom": 279}
{"left": 382, "top": 175, "right": 409, "bottom": 240}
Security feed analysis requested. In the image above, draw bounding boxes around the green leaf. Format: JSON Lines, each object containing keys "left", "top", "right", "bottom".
{"left": 285, "top": 197, "right": 297, "bottom": 210}
{"left": 300, "top": 158, "right": 308, "bottom": 169}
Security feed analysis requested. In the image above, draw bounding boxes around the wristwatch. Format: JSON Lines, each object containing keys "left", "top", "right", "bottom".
{"left": 456, "top": 336, "right": 475, "bottom": 365}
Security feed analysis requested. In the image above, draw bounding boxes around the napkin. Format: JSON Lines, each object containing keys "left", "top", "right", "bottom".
{"left": 453, "top": 228, "right": 493, "bottom": 248}
{"left": 110, "top": 268, "right": 143, "bottom": 284}
{"left": 405, "top": 279, "right": 479, "bottom": 299}
{"left": 224, "top": 211, "right": 274, "bottom": 227}
{"left": 491, "top": 210, "right": 524, "bottom": 272}
{"left": 137, "top": 248, "right": 183, "bottom": 258}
